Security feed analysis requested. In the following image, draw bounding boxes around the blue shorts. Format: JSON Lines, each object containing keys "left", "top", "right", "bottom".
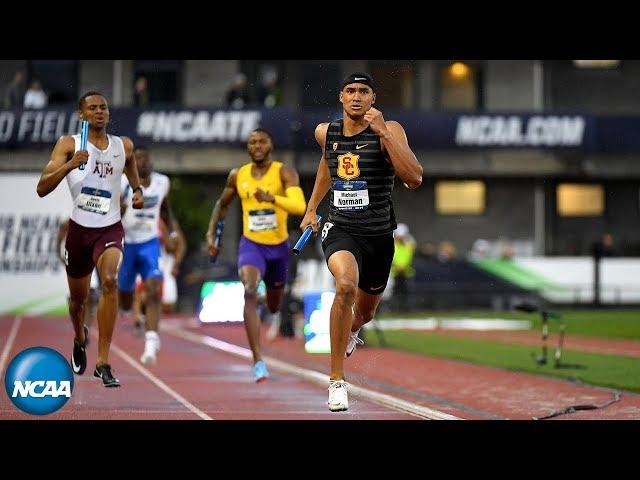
{"left": 118, "top": 237, "right": 163, "bottom": 293}
{"left": 237, "top": 236, "right": 290, "bottom": 288}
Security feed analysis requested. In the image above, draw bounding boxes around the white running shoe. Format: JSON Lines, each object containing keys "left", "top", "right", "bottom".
{"left": 140, "top": 331, "right": 161, "bottom": 366}
{"left": 345, "top": 329, "right": 364, "bottom": 358}
{"left": 327, "top": 380, "right": 349, "bottom": 412}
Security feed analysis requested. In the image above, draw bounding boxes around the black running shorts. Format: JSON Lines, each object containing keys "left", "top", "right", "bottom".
{"left": 321, "top": 221, "right": 395, "bottom": 295}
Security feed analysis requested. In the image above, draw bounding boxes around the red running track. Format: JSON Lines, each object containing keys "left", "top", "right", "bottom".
{"left": 0, "top": 315, "right": 419, "bottom": 420}
{"left": 2, "top": 315, "right": 639, "bottom": 420}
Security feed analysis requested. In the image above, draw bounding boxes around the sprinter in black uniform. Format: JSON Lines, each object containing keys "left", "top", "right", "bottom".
{"left": 300, "top": 72, "right": 423, "bottom": 411}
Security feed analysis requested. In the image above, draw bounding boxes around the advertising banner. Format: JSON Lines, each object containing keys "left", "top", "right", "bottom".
{"left": 0, "top": 107, "right": 607, "bottom": 151}
{"left": 0, "top": 174, "right": 72, "bottom": 315}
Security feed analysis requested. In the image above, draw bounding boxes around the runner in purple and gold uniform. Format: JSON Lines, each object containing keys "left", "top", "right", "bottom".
{"left": 206, "top": 128, "right": 306, "bottom": 382}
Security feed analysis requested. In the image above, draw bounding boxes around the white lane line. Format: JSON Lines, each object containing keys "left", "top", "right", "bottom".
{"left": 0, "top": 316, "right": 22, "bottom": 380}
{"left": 164, "top": 326, "right": 462, "bottom": 420}
{"left": 108, "top": 340, "right": 213, "bottom": 420}
{"left": 366, "top": 318, "right": 531, "bottom": 331}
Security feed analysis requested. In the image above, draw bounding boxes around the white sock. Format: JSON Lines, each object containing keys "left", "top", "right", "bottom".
{"left": 145, "top": 330, "right": 159, "bottom": 342}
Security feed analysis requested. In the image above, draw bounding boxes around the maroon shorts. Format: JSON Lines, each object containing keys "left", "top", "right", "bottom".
{"left": 65, "top": 219, "right": 124, "bottom": 279}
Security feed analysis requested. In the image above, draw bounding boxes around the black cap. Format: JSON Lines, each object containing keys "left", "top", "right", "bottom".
{"left": 341, "top": 72, "right": 375, "bottom": 92}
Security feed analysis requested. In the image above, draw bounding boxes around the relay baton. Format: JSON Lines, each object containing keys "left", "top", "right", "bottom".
{"left": 293, "top": 215, "right": 321, "bottom": 255}
{"left": 209, "top": 220, "right": 225, "bottom": 264}
{"left": 79, "top": 120, "right": 89, "bottom": 170}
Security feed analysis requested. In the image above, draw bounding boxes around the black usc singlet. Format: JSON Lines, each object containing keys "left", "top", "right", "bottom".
{"left": 324, "top": 120, "right": 397, "bottom": 236}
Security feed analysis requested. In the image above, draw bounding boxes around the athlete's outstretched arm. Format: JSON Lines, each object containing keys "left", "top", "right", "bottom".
{"left": 299, "top": 123, "right": 331, "bottom": 234}
{"left": 119, "top": 175, "right": 129, "bottom": 217}
{"left": 364, "top": 108, "right": 423, "bottom": 189}
{"left": 36, "top": 136, "right": 86, "bottom": 197}
{"left": 205, "top": 168, "right": 238, "bottom": 253}
{"left": 122, "top": 136, "right": 144, "bottom": 209}
{"left": 253, "top": 165, "right": 306, "bottom": 216}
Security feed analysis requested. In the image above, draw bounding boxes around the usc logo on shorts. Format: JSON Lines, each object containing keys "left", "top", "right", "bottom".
{"left": 337, "top": 153, "right": 360, "bottom": 180}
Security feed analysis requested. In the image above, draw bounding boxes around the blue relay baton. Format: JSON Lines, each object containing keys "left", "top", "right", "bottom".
{"left": 293, "top": 215, "right": 321, "bottom": 255}
{"left": 209, "top": 220, "right": 225, "bottom": 264}
{"left": 79, "top": 120, "right": 89, "bottom": 170}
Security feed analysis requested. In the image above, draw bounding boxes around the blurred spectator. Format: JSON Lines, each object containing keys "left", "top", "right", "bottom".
{"left": 134, "top": 76, "right": 150, "bottom": 106}
{"left": 468, "top": 238, "right": 490, "bottom": 261}
{"left": 257, "top": 67, "right": 281, "bottom": 108}
{"left": 592, "top": 232, "right": 617, "bottom": 258}
{"left": 4, "top": 69, "right": 25, "bottom": 109}
{"left": 23, "top": 79, "right": 47, "bottom": 109}
{"left": 391, "top": 223, "right": 416, "bottom": 312}
{"left": 601, "top": 233, "right": 616, "bottom": 256}
{"left": 437, "top": 240, "right": 457, "bottom": 262}
{"left": 418, "top": 241, "right": 436, "bottom": 259}
{"left": 500, "top": 242, "right": 514, "bottom": 261}
{"left": 225, "top": 73, "right": 249, "bottom": 109}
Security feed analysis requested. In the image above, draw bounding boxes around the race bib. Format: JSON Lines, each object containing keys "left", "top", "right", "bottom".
{"left": 333, "top": 180, "right": 369, "bottom": 211}
{"left": 129, "top": 194, "right": 159, "bottom": 231}
{"left": 77, "top": 187, "right": 112, "bottom": 215}
{"left": 248, "top": 209, "right": 277, "bottom": 231}
{"left": 132, "top": 211, "right": 156, "bottom": 231}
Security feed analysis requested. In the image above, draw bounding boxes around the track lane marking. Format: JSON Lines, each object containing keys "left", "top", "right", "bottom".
{"left": 108, "top": 338, "right": 213, "bottom": 420}
{"left": 0, "top": 316, "right": 22, "bottom": 380}
{"left": 164, "top": 325, "right": 462, "bottom": 420}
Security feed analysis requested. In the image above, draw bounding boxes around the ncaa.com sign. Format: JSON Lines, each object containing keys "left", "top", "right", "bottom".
{"left": 4, "top": 347, "right": 74, "bottom": 415}
{"left": 455, "top": 115, "right": 585, "bottom": 147}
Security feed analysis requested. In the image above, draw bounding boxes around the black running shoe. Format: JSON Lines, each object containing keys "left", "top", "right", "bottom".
{"left": 93, "top": 364, "right": 120, "bottom": 387}
{"left": 71, "top": 324, "right": 89, "bottom": 375}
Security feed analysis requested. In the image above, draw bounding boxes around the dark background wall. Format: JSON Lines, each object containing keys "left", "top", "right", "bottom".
{"left": 547, "top": 60, "right": 640, "bottom": 114}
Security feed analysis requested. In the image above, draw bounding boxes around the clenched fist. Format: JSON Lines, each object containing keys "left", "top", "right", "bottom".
{"left": 363, "top": 107, "right": 388, "bottom": 137}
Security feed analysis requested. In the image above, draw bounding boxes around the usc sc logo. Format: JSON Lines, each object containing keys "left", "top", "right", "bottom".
{"left": 337, "top": 153, "right": 360, "bottom": 180}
